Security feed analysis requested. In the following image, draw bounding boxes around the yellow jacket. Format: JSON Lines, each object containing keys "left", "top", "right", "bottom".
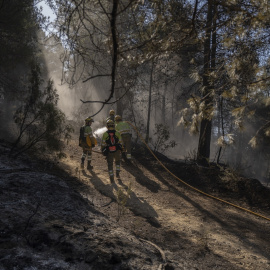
{"left": 115, "top": 121, "right": 131, "bottom": 135}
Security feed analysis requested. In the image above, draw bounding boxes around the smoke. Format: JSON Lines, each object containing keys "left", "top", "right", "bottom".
{"left": 92, "top": 126, "right": 106, "bottom": 147}
{"left": 41, "top": 40, "right": 112, "bottom": 128}
{"left": 94, "top": 127, "right": 107, "bottom": 138}
{"left": 39, "top": 31, "right": 270, "bottom": 187}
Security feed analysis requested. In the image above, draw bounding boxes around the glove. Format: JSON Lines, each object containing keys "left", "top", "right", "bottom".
{"left": 102, "top": 147, "right": 108, "bottom": 156}
{"left": 118, "top": 144, "right": 123, "bottom": 151}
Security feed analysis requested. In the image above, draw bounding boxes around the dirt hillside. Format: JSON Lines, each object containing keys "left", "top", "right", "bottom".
{"left": 1, "top": 139, "right": 270, "bottom": 270}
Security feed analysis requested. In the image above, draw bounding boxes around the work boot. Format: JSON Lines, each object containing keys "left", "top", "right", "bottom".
{"left": 116, "top": 170, "right": 120, "bottom": 178}
{"left": 110, "top": 175, "right": 114, "bottom": 183}
{"left": 87, "top": 161, "right": 93, "bottom": 170}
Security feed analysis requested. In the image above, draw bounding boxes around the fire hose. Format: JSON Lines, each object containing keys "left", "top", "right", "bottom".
{"left": 126, "top": 121, "right": 270, "bottom": 222}
{"left": 90, "top": 122, "right": 270, "bottom": 222}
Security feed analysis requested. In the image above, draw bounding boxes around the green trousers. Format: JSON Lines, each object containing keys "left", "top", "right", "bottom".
{"left": 81, "top": 142, "right": 92, "bottom": 162}
{"left": 106, "top": 150, "right": 121, "bottom": 176}
{"left": 121, "top": 134, "right": 132, "bottom": 155}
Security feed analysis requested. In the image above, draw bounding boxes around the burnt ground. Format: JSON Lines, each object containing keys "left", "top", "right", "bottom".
{"left": 0, "top": 139, "right": 270, "bottom": 270}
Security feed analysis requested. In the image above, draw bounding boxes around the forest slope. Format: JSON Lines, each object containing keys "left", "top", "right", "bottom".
{"left": 0, "top": 139, "right": 270, "bottom": 270}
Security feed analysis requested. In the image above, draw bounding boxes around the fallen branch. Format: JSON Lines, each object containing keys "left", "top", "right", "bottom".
{"left": 139, "top": 238, "right": 166, "bottom": 269}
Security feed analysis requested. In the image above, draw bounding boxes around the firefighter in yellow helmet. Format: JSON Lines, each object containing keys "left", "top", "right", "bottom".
{"left": 101, "top": 119, "right": 123, "bottom": 183}
{"left": 106, "top": 109, "right": 115, "bottom": 122}
{"left": 79, "top": 116, "right": 96, "bottom": 170}
{"left": 115, "top": 115, "right": 132, "bottom": 160}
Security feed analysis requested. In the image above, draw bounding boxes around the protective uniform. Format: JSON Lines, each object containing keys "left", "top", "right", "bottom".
{"left": 101, "top": 120, "right": 122, "bottom": 183}
{"left": 80, "top": 117, "right": 96, "bottom": 169}
{"left": 106, "top": 109, "right": 115, "bottom": 122}
{"left": 115, "top": 115, "right": 132, "bottom": 160}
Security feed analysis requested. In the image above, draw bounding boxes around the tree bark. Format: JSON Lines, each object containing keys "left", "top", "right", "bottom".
{"left": 217, "top": 97, "right": 224, "bottom": 164}
{"left": 161, "top": 83, "right": 167, "bottom": 124}
{"left": 145, "top": 61, "right": 154, "bottom": 144}
{"left": 197, "top": 0, "right": 216, "bottom": 166}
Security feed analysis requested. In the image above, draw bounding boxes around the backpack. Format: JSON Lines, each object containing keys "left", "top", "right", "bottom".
{"left": 105, "top": 130, "right": 121, "bottom": 153}
{"left": 79, "top": 126, "right": 85, "bottom": 146}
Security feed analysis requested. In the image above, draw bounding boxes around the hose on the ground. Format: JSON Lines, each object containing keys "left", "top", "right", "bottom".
{"left": 127, "top": 121, "right": 270, "bottom": 222}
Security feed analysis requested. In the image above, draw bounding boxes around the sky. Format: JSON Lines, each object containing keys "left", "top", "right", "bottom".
{"left": 37, "top": 1, "right": 56, "bottom": 22}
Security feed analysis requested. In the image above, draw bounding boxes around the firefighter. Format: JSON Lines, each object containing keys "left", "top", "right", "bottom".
{"left": 101, "top": 120, "right": 123, "bottom": 183}
{"left": 79, "top": 116, "right": 96, "bottom": 170}
{"left": 106, "top": 109, "right": 115, "bottom": 122}
{"left": 115, "top": 115, "right": 132, "bottom": 160}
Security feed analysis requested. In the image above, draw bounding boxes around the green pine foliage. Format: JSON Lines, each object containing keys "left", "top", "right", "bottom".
{"left": 11, "top": 61, "right": 73, "bottom": 157}
{"left": 0, "top": 0, "right": 39, "bottom": 68}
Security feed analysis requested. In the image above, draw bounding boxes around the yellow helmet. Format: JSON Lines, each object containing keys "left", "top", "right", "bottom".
{"left": 109, "top": 110, "right": 115, "bottom": 116}
{"left": 85, "top": 116, "right": 94, "bottom": 123}
{"left": 106, "top": 119, "right": 115, "bottom": 129}
{"left": 115, "top": 115, "right": 122, "bottom": 121}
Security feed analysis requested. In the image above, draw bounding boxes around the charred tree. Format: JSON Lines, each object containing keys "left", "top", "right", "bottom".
{"left": 197, "top": 0, "right": 216, "bottom": 166}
